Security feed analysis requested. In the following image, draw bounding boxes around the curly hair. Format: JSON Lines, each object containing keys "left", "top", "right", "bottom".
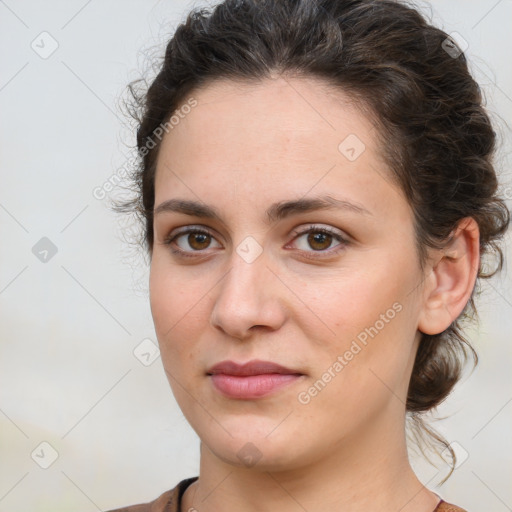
{"left": 112, "top": 0, "right": 510, "bottom": 481}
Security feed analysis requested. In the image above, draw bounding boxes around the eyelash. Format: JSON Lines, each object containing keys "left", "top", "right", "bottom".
{"left": 162, "top": 224, "right": 349, "bottom": 260}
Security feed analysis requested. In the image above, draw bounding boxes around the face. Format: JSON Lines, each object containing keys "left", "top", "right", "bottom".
{"left": 149, "top": 76, "right": 428, "bottom": 471}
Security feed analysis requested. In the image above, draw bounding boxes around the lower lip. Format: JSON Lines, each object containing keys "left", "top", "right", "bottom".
{"left": 209, "top": 373, "right": 303, "bottom": 399}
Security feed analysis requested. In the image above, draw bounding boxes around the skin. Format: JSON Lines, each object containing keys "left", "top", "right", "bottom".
{"left": 149, "top": 75, "right": 480, "bottom": 512}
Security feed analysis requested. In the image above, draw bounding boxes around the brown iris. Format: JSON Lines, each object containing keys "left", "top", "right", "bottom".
{"left": 188, "top": 232, "right": 211, "bottom": 250}
{"left": 307, "top": 231, "right": 332, "bottom": 251}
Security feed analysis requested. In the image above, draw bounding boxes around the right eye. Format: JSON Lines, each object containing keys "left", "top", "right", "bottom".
{"left": 163, "top": 227, "right": 222, "bottom": 258}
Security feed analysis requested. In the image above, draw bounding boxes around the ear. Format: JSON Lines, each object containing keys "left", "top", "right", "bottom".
{"left": 418, "top": 217, "right": 480, "bottom": 335}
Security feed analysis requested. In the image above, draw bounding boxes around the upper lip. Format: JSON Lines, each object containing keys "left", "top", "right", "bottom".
{"left": 207, "top": 359, "right": 303, "bottom": 376}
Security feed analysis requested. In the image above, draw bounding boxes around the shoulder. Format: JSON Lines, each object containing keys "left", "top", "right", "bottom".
{"left": 436, "top": 500, "right": 468, "bottom": 512}
{"left": 105, "top": 476, "right": 199, "bottom": 512}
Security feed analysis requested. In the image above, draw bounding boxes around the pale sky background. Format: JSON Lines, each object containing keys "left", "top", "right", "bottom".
{"left": 1, "top": 1, "right": 511, "bottom": 511}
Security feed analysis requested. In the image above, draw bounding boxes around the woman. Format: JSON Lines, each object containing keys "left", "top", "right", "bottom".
{"left": 110, "top": 0, "right": 510, "bottom": 510}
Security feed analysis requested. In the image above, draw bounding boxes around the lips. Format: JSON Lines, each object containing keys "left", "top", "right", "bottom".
{"left": 206, "top": 359, "right": 303, "bottom": 377}
{"left": 206, "top": 359, "right": 305, "bottom": 399}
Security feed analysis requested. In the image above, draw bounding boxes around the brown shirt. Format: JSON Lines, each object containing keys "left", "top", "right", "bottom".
{"left": 106, "top": 476, "right": 468, "bottom": 512}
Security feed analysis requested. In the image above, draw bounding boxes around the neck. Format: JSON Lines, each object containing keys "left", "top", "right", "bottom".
{"left": 182, "top": 411, "right": 440, "bottom": 512}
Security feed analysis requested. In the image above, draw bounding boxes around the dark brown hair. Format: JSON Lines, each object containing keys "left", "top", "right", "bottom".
{"left": 113, "top": 0, "right": 510, "bottom": 481}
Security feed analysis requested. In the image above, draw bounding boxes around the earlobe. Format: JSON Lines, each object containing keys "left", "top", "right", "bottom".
{"left": 418, "top": 217, "right": 480, "bottom": 335}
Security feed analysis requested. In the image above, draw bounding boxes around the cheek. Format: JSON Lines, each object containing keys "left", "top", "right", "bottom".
{"left": 304, "top": 261, "right": 417, "bottom": 390}
{"left": 311, "top": 266, "right": 405, "bottom": 341}
{"left": 149, "top": 262, "right": 209, "bottom": 418}
{"left": 149, "top": 259, "right": 207, "bottom": 360}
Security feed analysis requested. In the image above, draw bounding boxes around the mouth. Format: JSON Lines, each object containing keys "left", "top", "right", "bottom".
{"left": 206, "top": 359, "right": 303, "bottom": 377}
{"left": 206, "top": 359, "right": 305, "bottom": 399}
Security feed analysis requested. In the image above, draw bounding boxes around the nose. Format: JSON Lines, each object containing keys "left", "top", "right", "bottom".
{"left": 210, "top": 245, "right": 287, "bottom": 340}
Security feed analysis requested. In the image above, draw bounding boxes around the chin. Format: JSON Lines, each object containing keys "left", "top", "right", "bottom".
{"left": 202, "top": 428, "right": 310, "bottom": 472}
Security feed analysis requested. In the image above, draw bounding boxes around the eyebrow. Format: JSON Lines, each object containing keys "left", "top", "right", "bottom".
{"left": 153, "top": 195, "right": 372, "bottom": 224}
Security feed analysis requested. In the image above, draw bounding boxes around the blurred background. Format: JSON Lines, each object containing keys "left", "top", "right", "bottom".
{"left": 0, "top": 0, "right": 511, "bottom": 510}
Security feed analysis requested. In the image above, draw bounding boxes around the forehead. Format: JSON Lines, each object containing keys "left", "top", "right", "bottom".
{"left": 156, "top": 76, "right": 385, "bottom": 177}
{"left": 176, "top": 75, "right": 373, "bottom": 138}
{"left": 153, "top": 75, "right": 403, "bottom": 222}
